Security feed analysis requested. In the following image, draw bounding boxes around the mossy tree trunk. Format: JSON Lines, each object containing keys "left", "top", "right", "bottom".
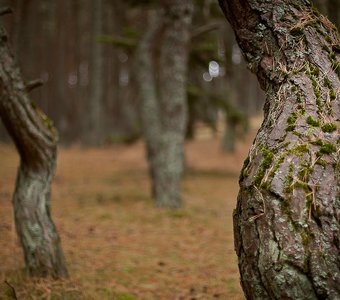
{"left": 136, "top": 1, "right": 193, "bottom": 208}
{"left": 0, "top": 24, "right": 68, "bottom": 278}
{"left": 218, "top": 1, "right": 339, "bottom": 299}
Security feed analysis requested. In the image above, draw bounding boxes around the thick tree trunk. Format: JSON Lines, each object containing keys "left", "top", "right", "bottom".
{"left": 219, "top": 1, "right": 339, "bottom": 299}
{"left": 0, "top": 24, "right": 68, "bottom": 277}
{"left": 136, "top": 1, "right": 193, "bottom": 208}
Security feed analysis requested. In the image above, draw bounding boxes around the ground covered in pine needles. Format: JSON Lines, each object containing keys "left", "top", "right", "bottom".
{"left": 0, "top": 127, "right": 257, "bottom": 300}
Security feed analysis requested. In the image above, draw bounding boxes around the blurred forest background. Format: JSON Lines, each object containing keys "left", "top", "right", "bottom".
{"left": 0, "top": 0, "right": 338, "bottom": 146}
{"left": 0, "top": 0, "right": 339, "bottom": 299}
{"left": 0, "top": 0, "right": 266, "bottom": 146}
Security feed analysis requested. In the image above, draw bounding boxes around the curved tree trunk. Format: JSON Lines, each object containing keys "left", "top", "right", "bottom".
{"left": 0, "top": 24, "right": 68, "bottom": 277}
{"left": 136, "top": 1, "right": 193, "bottom": 208}
{"left": 218, "top": 1, "right": 339, "bottom": 299}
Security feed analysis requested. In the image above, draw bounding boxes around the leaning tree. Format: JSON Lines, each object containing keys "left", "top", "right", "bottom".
{"left": 218, "top": 0, "right": 339, "bottom": 299}
{"left": 0, "top": 11, "right": 68, "bottom": 277}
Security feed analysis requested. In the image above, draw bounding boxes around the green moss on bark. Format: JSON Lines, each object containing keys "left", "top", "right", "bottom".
{"left": 321, "top": 123, "right": 337, "bottom": 133}
{"left": 254, "top": 147, "right": 274, "bottom": 186}
{"left": 306, "top": 116, "right": 320, "bottom": 127}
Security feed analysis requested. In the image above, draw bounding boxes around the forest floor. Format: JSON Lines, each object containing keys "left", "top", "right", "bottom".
{"left": 0, "top": 123, "right": 259, "bottom": 300}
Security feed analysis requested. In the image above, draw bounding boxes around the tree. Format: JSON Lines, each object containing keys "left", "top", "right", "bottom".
{"left": 86, "top": 0, "right": 105, "bottom": 145}
{"left": 218, "top": 0, "right": 339, "bottom": 298}
{"left": 0, "top": 16, "right": 68, "bottom": 278}
{"left": 136, "top": 0, "right": 194, "bottom": 208}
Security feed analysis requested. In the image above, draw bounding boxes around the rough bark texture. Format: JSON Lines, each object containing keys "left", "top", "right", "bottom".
{"left": 136, "top": 1, "right": 193, "bottom": 208}
{"left": 0, "top": 24, "right": 68, "bottom": 277}
{"left": 219, "top": 1, "right": 339, "bottom": 299}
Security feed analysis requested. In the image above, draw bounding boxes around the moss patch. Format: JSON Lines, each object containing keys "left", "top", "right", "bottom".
{"left": 286, "top": 112, "right": 298, "bottom": 132}
{"left": 321, "top": 123, "right": 337, "bottom": 133}
{"left": 239, "top": 156, "right": 250, "bottom": 181}
{"left": 254, "top": 147, "right": 274, "bottom": 186}
{"left": 306, "top": 116, "right": 320, "bottom": 127}
{"left": 318, "top": 143, "right": 336, "bottom": 155}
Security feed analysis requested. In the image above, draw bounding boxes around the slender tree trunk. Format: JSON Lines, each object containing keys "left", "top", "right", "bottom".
{"left": 136, "top": 1, "right": 193, "bottom": 208}
{"left": 87, "top": 0, "right": 104, "bottom": 145}
{"left": 0, "top": 24, "right": 68, "bottom": 278}
{"left": 221, "top": 24, "right": 237, "bottom": 153}
{"left": 219, "top": 1, "right": 339, "bottom": 299}
{"left": 222, "top": 117, "right": 236, "bottom": 152}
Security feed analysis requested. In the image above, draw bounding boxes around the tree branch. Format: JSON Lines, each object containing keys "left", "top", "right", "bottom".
{"left": 191, "top": 22, "right": 223, "bottom": 39}
{"left": 25, "top": 79, "right": 43, "bottom": 92}
{"left": 97, "top": 35, "right": 137, "bottom": 50}
{"left": 0, "top": 6, "right": 13, "bottom": 17}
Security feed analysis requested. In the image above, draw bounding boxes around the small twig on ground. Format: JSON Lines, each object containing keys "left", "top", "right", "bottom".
{"left": 4, "top": 280, "right": 18, "bottom": 300}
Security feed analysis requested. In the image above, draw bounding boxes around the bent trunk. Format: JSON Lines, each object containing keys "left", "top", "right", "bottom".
{"left": 0, "top": 25, "right": 68, "bottom": 277}
{"left": 219, "top": 1, "right": 339, "bottom": 299}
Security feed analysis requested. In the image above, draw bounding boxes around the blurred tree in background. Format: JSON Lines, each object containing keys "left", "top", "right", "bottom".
{"left": 136, "top": 1, "right": 194, "bottom": 208}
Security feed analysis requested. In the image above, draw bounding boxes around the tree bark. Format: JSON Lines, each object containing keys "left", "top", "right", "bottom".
{"left": 0, "top": 24, "right": 68, "bottom": 278}
{"left": 136, "top": 1, "right": 193, "bottom": 208}
{"left": 218, "top": 1, "right": 339, "bottom": 299}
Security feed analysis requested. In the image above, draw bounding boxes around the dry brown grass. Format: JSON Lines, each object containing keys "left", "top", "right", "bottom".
{"left": 0, "top": 129, "right": 256, "bottom": 300}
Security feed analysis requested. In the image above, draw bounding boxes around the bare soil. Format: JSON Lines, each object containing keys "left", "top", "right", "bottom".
{"left": 0, "top": 129, "right": 257, "bottom": 300}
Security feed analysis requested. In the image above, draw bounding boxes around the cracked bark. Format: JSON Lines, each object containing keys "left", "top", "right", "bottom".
{"left": 136, "top": 0, "right": 193, "bottom": 208}
{"left": 0, "top": 24, "right": 68, "bottom": 277}
{"left": 218, "top": 1, "right": 339, "bottom": 299}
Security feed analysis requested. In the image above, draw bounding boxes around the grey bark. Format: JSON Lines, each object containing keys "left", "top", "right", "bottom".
{"left": 136, "top": 1, "right": 193, "bottom": 208}
{"left": 219, "top": 0, "right": 339, "bottom": 299}
{"left": 0, "top": 24, "right": 68, "bottom": 278}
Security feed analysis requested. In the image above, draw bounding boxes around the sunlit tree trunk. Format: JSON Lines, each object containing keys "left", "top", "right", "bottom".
{"left": 0, "top": 23, "right": 68, "bottom": 278}
{"left": 219, "top": 0, "right": 339, "bottom": 298}
{"left": 136, "top": 0, "right": 193, "bottom": 208}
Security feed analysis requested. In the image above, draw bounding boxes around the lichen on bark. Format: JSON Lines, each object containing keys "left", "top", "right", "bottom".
{"left": 0, "top": 23, "right": 68, "bottom": 278}
{"left": 219, "top": 0, "right": 339, "bottom": 298}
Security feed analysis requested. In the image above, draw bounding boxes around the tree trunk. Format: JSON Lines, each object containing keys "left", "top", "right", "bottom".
{"left": 218, "top": 1, "right": 339, "bottom": 299}
{"left": 136, "top": 1, "right": 193, "bottom": 208}
{"left": 0, "top": 24, "right": 68, "bottom": 278}
{"left": 222, "top": 117, "right": 236, "bottom": 152}
{"left": 86, "top": 0, "right": 104, "bottom": 145}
